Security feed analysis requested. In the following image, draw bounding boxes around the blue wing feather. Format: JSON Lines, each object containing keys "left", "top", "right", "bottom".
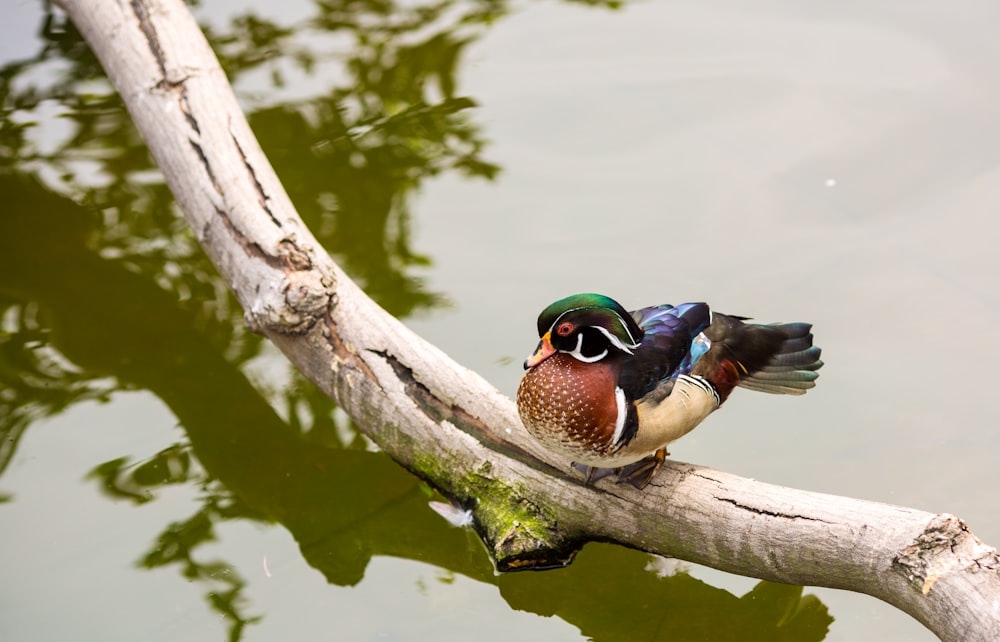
{"left": 620, "top": 302, "right": 711, "bottom": 399}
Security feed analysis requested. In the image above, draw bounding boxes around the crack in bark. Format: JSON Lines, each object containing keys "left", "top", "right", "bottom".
{"left": 374, "top": 349, "right": 503, "bottom": 441}
{"left": 688, "top": 470, "right": 724, "bottom": 485}
{"left": 179, "top": 92, "right": 200, "bottom": 134}
{"left": 130, "top": 0, "right": 279, "bottom": 237}
{"left": 215, "top": 207, "right": 304, "bottom": 271}
{"left": 130, "top": 0, "right": 166, "bottom": 78}
{"left": 325, "top": 310, "right": 379, "bottom": 383}
{"left": 714, "top": 496, "right": 829, "bottom": 522}
{"left": 132, "top": 0, "right": 200, "bottom": 136}
{"left": 371, "top": 350, "right": 550, "bottom": 468}
{"left": 216, "top": 205, "right": 282, "bottom": 267}
{"left": 190, "top": 139, "right": 221, "bottom": 195}
{"left": 231, "top": 131, "right": 282, "bottom": 227}
{"left": 973, "top": 551, "right": 1000, "bottom": 571}
{"left": 594, "top": 485, "right": 633, "bottom": 502}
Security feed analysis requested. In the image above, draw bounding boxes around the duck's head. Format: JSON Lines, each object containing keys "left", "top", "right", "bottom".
{"left": 524, "top": 293, "right": 644, "bottom": 369}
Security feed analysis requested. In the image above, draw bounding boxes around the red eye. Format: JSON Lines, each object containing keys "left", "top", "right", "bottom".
{"left": 556, "top": 322, "right": 574, "bottom": 336}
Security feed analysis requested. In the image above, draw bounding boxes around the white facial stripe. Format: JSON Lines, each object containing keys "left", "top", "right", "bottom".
{"left": 547, "top": 307, "right": 641, "bottom": 349}
{"left": 593, "top": 326, "right": 636, "bottom": 354}
{"left": 566, "top": 333, "right": 607, "bottom": 363}
{"left": 547, "top": 307, "right": 586, "bottom": 334}
{"left": 616, "top": 320, "right": 641, "bottom": 348}
{"left": 611, "top": 386, "right": 627, "bottom": 446}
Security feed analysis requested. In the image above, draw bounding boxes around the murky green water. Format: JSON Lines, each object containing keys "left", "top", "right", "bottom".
{"left": 4, "top": 1, "right": 1000, "bottom": 640}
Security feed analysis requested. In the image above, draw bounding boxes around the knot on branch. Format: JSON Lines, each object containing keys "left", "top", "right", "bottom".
{"left": 245, "top": 243, "right": 334, "bottom": 336}
{"left": 893, "top": 513, "right": 1000, "bottom": 595}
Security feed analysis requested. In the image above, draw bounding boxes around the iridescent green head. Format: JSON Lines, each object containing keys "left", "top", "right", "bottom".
{"left": 524, "top": 293, "right": 644, "bottom": 368}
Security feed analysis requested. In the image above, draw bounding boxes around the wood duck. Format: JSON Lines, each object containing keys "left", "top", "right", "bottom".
{"left": 516, "top": 293, "right": 822, "bottom": 489}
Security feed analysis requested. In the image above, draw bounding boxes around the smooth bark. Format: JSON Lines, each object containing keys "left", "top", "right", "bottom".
{"left": 56, "top": 0, "right": 1000, "bottom": 639}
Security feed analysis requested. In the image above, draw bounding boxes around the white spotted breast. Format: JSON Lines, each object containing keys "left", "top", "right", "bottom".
{"left": 516, "top": 353, "right": 621, "bottom": 463}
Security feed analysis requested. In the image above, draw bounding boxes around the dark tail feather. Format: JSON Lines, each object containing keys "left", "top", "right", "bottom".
{"left": 692, "top": 313, "right": 822, "bottom": 399}
{"left": 736, "top": 322, "right": 822, "bottom": 395}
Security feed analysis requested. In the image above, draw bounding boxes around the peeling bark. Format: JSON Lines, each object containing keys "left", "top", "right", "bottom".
{"left": 56, "top": 0, "right": 1000, "bottom": 640}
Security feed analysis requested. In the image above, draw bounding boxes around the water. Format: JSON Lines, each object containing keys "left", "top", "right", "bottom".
{"left": 3, "top": 1, "right": 1000, "bottom": 640}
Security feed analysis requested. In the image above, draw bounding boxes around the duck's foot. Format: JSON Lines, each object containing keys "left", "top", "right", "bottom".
{"left": 571, "top": 462, "right": 619, "bottom": 484}
{"left": 617, "top": 448, "right": 668, "bottom": 490}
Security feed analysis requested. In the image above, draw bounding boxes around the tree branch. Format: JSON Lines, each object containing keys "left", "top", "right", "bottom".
{"left": 57, "top": 0, "right": 1000, "bottom": 639}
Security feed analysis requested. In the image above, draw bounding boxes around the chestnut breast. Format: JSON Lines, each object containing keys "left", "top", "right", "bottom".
{"left": 516, "top": 353, "right": 621, "bottom": 458}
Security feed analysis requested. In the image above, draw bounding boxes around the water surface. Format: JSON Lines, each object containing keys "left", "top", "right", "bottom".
{"left": 3, "top": 1, "right": 999, "bottom": 640}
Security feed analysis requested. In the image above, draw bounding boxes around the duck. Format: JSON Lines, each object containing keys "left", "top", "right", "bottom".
{"left": 516, "top": 293, "right": 822, "bottom": 489}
